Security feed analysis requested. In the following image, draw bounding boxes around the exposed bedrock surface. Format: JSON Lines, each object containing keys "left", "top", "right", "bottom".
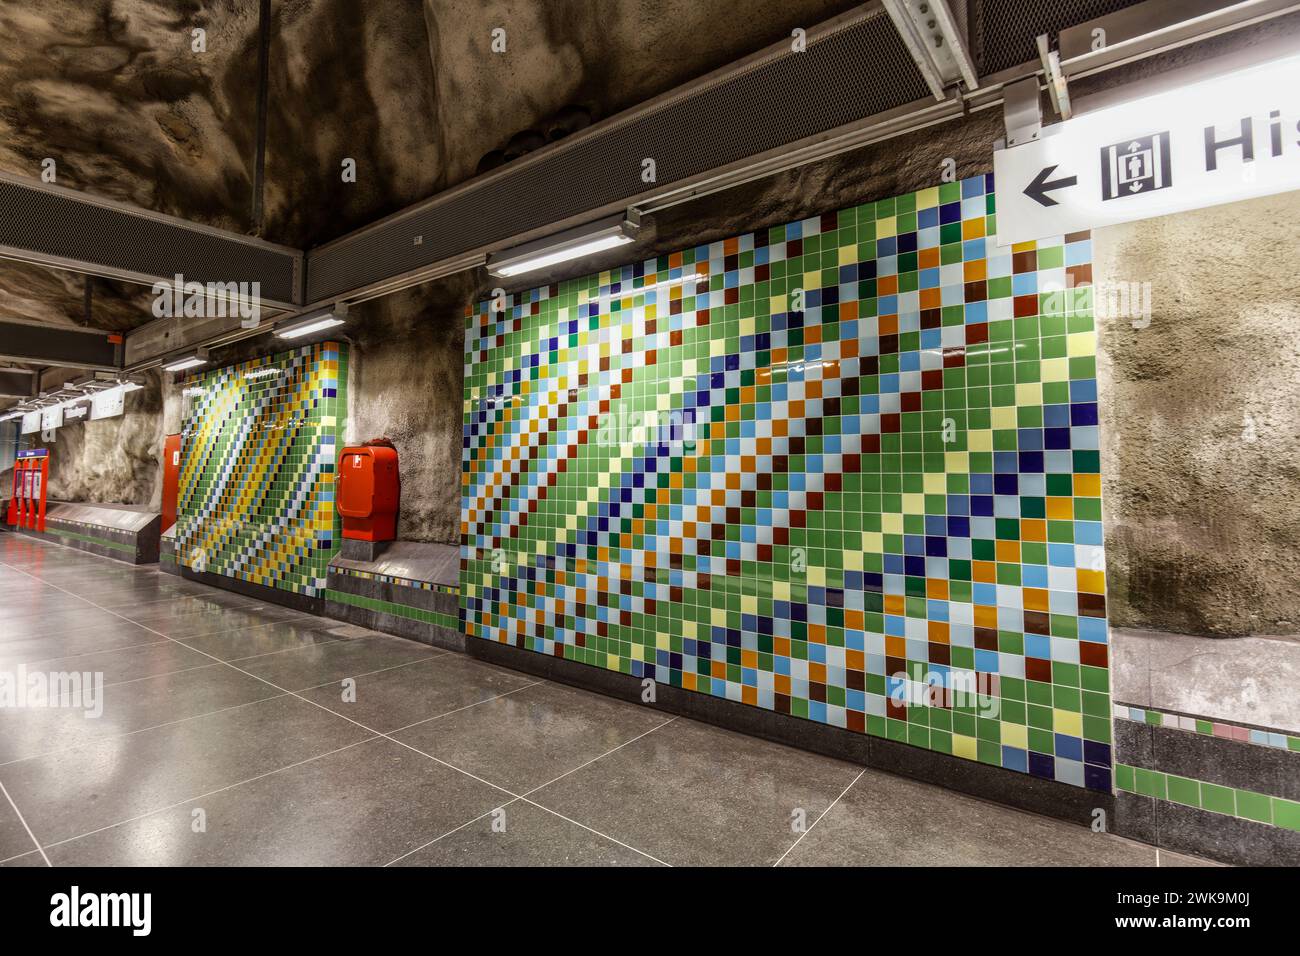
{"left": 1095, "top": 192, "right": 1300, "bottom": 637}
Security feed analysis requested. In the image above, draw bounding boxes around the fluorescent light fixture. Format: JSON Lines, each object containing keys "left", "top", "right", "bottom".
{"left": 161, "top": 347, "right": 209, "bottom": 373}
{"left": 487, "top": 212, "right": 639, "bottom": 278}
{"left": 162, "top": 355, "right": 208, "bottom": 373}
{"left": 276, "top": 302, "right": 348, "bottom": 339}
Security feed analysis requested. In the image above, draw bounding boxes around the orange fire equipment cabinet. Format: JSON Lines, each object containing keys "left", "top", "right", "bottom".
{"left": 337, "top": 440, "right": 400, "bottom": 541}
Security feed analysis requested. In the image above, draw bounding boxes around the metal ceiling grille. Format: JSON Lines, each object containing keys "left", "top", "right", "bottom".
{"left": 0, "top": 179, "right": 301, "bottom": 305}
{"left": 970, "top": 0, "right": 1148, "bottom": 75}
{"left": 305, "top": 9, "right": 928, "bottom": 303}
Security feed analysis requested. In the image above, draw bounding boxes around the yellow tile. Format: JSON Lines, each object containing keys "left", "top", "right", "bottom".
{"left": 952, "top": 734, "right": 978, "bottom": 760}
{"left": 1054, "top": 709, "right": 1083, "bottom": 737}
{"left": 1068, "top": 330, "right": 1096, "bottom": 357}
{"left": 1001, "top": 722, "right": 1028, "bottom": 749}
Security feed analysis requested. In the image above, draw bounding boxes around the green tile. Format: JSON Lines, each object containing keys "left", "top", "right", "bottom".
{"left": 1200, "top": 782, "right": 1236, "bottom": 816}
{"left": 1273, "top": 797, "right": 1300, "bottom": 832}
{"left": 1166, "top": 775, "right": 1200, "bottom": 808}
{"left": 1235, "top": 789, "right": 1272, "bottom": 825}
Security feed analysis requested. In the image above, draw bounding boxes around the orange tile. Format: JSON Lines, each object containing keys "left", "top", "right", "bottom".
{"left": 995, "top": 540, "right": 1020, "bottom": 563}
{"left": 1077, "top": 569, "right": 1106, "bottom": 594}
{"left": 1023, "top": 587, "right": 1050, "bottom": 612}
{"left": 1046, "top": 497, "right": 1073, "bottom": 520}
{"left": 974, "top": 604, "right": 998, "bottom": 629}
{"left": 1074, "top": 474, "right": 1102, "bottom": 498}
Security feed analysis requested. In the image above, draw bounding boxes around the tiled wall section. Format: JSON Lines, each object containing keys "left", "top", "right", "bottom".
{"left": 176, "top": 342, "right": 346, "bottom": 597}
{"left": 462, "top": 176, "right": 1111, "bottom": 791}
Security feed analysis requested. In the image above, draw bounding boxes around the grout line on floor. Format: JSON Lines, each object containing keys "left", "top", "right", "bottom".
{"left": 34, "top": 736, "right": 382, "bottom": 854}
{"left": 771, "top": 767, "right": 866, "bottom": 867}
{"left": 0, "top": 692, "right": 292, "bottom": 769}
{"left": 3, "top": 554, "right": 670, "bottom": 865}
{"left": 0, "top": 777, "right": 51, "bottom": 867}
{"left": 385, "top": 715, "right": 678, "bottom": 867}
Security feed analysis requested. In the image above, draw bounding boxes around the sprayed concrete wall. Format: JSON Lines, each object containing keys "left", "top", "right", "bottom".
{"left": 1094, "top": 192, "right": 1300, "bottom": 638}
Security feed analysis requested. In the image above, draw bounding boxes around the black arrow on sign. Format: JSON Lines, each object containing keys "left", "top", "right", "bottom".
{"left": 1024, "top": 165, "right": 1078, "bottom": 207}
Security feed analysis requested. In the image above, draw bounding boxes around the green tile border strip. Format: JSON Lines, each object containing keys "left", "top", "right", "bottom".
{"left": 1114, "top": 702, "right": 1300, "bottom": 753}
{"left": 324, "top": 588, "right": 459, "bottom": 631}
{"left": 1116, "top": 762, "right": 1300, "bottom": 831}
{"left": 33, "top": 526, "right": 136, "bottom": 555}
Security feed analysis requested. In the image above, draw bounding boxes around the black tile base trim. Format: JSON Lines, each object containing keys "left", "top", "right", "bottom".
{"left": 1133, "top": 724, "right": 1300, "bottom": 802}
{"left": 1149, "top": 799, "right": 1300, "bottom": 867}
{"left": 324, "top": 598, "right": 465, "bottom": 653}
{"left": 17, "top": 526, "right": 155, "bottom": 565}
{"left": 178, "top": 567, "right": 323, "bottom": 615}
{"left": 466, "top": 638, "right": 1111, "bottom": 828}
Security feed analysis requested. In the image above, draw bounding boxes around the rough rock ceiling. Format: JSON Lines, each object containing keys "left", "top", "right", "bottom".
{"left": 0, "top": 0, "right": 861, "bottom": 334}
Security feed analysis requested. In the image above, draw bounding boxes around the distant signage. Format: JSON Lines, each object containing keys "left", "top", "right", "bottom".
{"left": 20, "top": 410, "right": 40, "bottom": 435}
{"left": 63, "top": 399, "right": 92, "bottom": 424}
{"left": 16, "top": 448, "right": 47, "bottom": 458}
{"left": 994, "top": 53, "right": 1300, "bottom": 245}
{"left": 91, "top": 387, "right": 126, "bottom": 421}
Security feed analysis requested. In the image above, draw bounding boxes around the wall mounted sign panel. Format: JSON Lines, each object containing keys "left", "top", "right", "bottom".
{"left": 90, "top": 387, "right": 125, "bottom": 421}
{"left": 994, "top": 52, "right": 1300, "bottom": 245}
{"left": 20, "top": 410, "right": 40, "bottom": 434}
{"left": 62, "top": 399, "right": 92, "bottom": 424}
{"left": 40, "top": 404, "right": 63, "bottom": 430}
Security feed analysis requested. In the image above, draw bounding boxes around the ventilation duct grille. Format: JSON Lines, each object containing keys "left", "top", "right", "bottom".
{"left": 970, "top": 0, "right": 1147, "bottom": 75}
{"left": 0, "top": 179, "right": 301, "bottom": 305}
{"left": 305, "top": 9, "right": 929, "bottom": 303}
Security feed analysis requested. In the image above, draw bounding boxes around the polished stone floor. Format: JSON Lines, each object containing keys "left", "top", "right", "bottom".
{"left": 0, "top": 535, "right": 1212, "bottom": 867}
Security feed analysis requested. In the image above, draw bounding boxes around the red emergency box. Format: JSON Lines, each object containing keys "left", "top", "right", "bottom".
{"left": 337, "top": 441, "right": 399, "bottom": 541}
{"left": 9, "top": 450, "right": 49, "bottom": 532}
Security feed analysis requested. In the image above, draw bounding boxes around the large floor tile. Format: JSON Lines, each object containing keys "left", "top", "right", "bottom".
{"left": 0, "top": 606, "right": 124, "bottom": 638}
{"left": 0, "top": 787, "right": 39, "bottom": 861}
{"left": 46, "top": 737, "right": 504, "bottom": 866}
{"left": 393, "top": 799, "right": 660, "bottom": 867}
{"left": 0, "top": 663, "right": 282, "bottom": 764}
{"left": 0, "top": 851, "right": 46, "bottom": 867}
{"left": 529, "top": 717, "right": 861, "bottom": 866}
{"left": 232, "top": 633, "right": 440, "bottom": 692}
{"left": 298, "top": 654, "right": 538, "bottom": 733}
{"left": 7, "top": 638, "right": 212, "bottom": 685}
{"left": 1, "top": 694, "right": 372, "bottom": 846}
{"left": 777, "top": 768, "right": 1158, "bottom": 866}
{"left": 392, "top": 682, "right": 672, "bottom": 793}
{"left": 118, "top": 601, "right": 312, "bottom": 638}
{"left": 179, "top": 617, "right": 378, "bottom": 662}
{"left": 0, "top": 620, "right": 171, "bottom": 667}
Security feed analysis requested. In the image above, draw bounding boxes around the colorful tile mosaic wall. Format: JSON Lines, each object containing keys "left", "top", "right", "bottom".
{"left": 176, "top": 342, "right": 346, "bottom": 597}
{"left": 462, "top": 176, "right": 1111, "bottom": 791}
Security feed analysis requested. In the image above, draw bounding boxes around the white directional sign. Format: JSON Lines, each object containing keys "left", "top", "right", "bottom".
{"left": 994, "top": 52, "right": 1300, "bottom": 246}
